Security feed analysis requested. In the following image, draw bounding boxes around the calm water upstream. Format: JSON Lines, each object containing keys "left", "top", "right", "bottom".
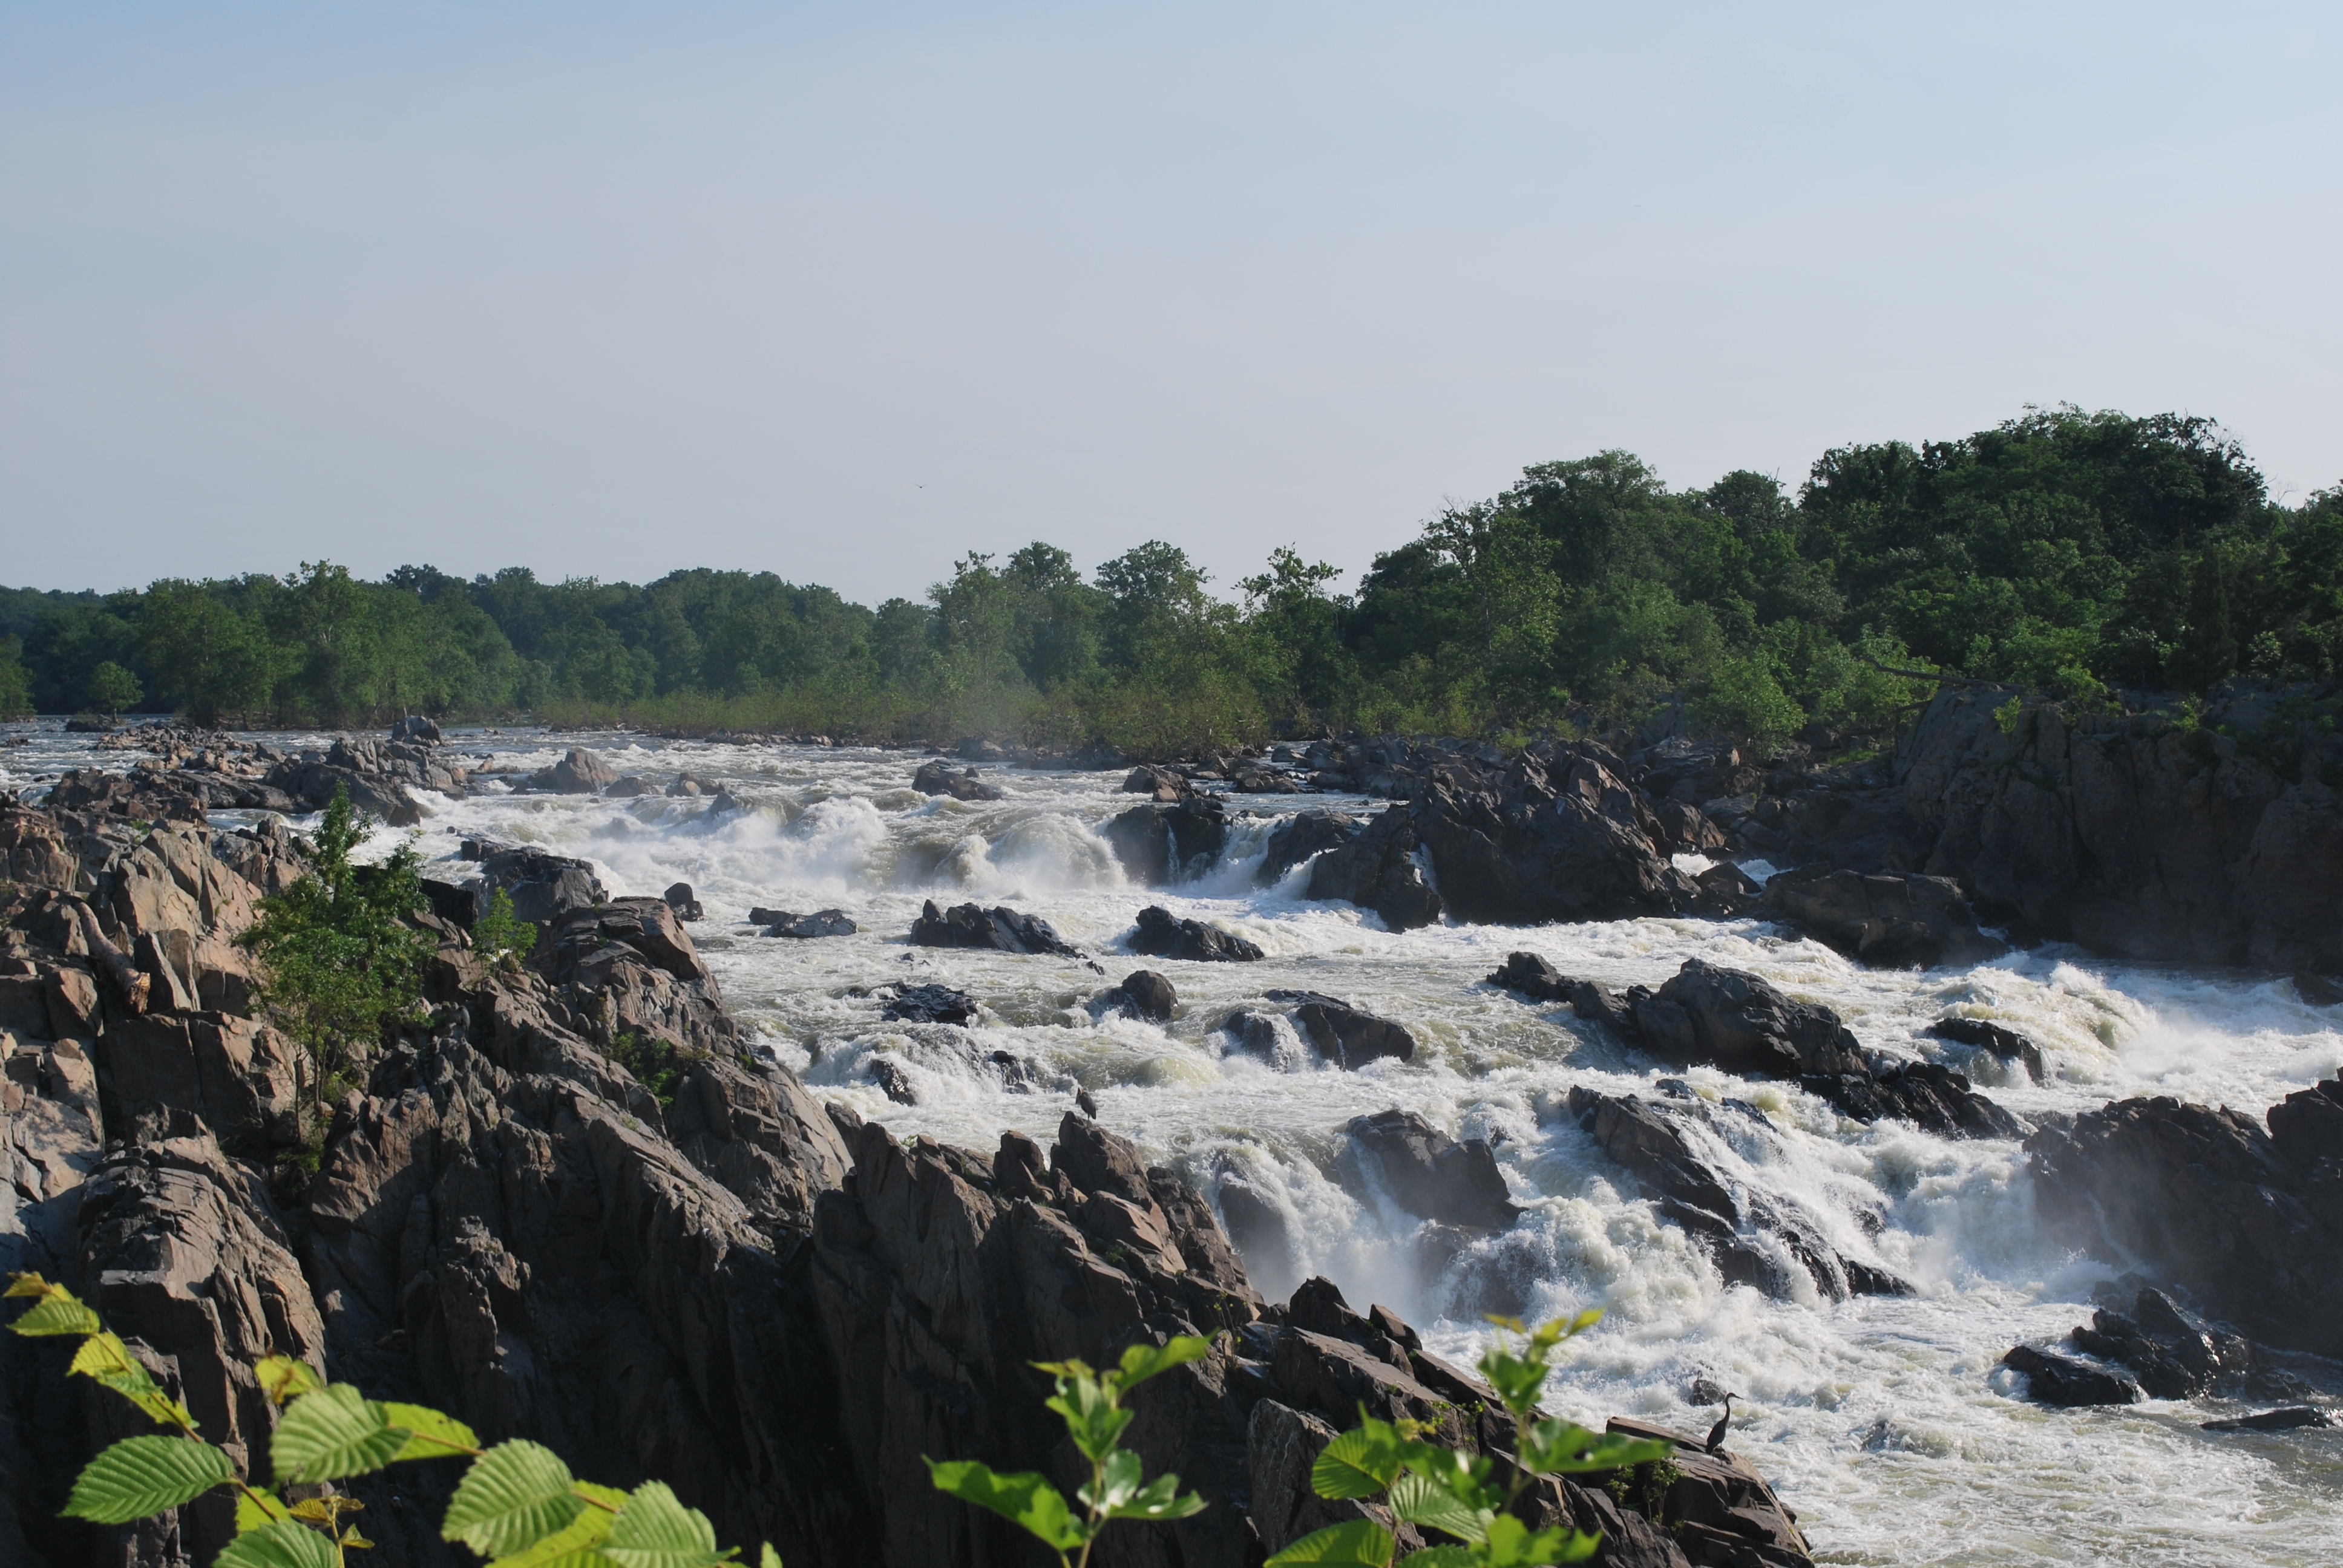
{"left": 9, "top": 726, "right": 2340, "bottom": 1566}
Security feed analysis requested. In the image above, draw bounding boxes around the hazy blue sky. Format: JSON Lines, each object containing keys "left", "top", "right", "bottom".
{"left": 4, "top": 2, "right": 2338, "bottom": 603}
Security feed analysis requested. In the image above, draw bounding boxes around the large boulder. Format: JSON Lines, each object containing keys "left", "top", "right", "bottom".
{"left": 1344, "top": 1109, "right": 1518, "bottom": 1230}
{"left": 1630, "top": 960, "right": 1868, "bottom": 1079}
{"left": 529, "top": 746, "right": 620, "bottom": 794}
{"left": 910, "top": 900, "right": 1082, "bottom": 957}
{"left": 1257, "top": 809, "right": 1361, "bottom": 886}
{"left": 1103, "top": 797, "right": 1228, "bottom": 884}
{"left": 462, "top": 840, "right": 609, "bottom": 926}
{"left": 2001, "top": 1344, "right": 2141, "bottom": 1406}
{"left": 1094, "top": 970, "right": 1177, "bottom": 1022}
{"left": 1757, "top": 865, "right": 2005, "bottom": 968}
{"left": 1128, "top": 906, "right": 1263, "bottom": 963}
{"left": 911, "top": 760, "right": 1004, "bottom": 802}
{"left": 1404, "top": 749, "right": 1702, "bottom": 926}
{"left": 1305, "top": 806, "right": 1441, "bottom": 930}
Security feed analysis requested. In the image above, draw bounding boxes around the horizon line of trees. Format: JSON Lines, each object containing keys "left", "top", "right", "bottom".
{"left": 4, "top": 404, "right": 2340, "bottom": 750}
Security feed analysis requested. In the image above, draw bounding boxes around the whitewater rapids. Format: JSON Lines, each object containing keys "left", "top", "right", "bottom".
{"left": 12, "top": 728, "right": 2339, "bottom": 1566}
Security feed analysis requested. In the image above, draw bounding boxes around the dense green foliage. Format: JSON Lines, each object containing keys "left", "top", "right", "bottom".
{"left": 237, "top": 785, "right": 432, "bottom": 1100}
{"left": 926, "top": 1336, "right": 1211, "bottom": 1568}
{"left": 1259, "top": 1311, "right": 1667, "bottom": 1567}
{"left": 7, "top": 1273, "right": 781, "bottom": 1568}
{"left": 6, "top": 408, "right": 2337, "bottom": 746}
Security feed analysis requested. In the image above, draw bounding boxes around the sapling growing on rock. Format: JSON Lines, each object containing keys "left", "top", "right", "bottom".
{"left": 1265, "top": 1310, "right": 1670, "bottom": 1567}
{"left": 925, "top": 1336, "right": 1211, "bottom": 1567}
{"left": 471, "top": 884, "right": 537, "bottom": 969}
{"left": 7, "top": 1272, "right": 782, "bottom": 1568}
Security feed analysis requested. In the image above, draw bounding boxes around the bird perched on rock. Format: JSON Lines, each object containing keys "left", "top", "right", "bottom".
{"left": 1076, "top": 1088, "right": 1100, "bottom": 1119}
{"left": 1705, "top": 1393, "right": 1740, "bottom": 1454}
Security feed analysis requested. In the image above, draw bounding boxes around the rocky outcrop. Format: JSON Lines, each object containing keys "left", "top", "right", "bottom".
{"left": 752, "top": 909, "right": 858, "bottom": 939}
{"left": 910, "top": 900, "right": 1082, "bottom": 957}
{"left": 460, "top": 840, "right": 609, "bottom": 926}
{"left": 1515, "top": 958, "right": 2022, "bottom": 1139}
{"left": 1565, "top": 1087, "right": 1909, "bottom": 1302}
{"left": 1927, "top": 1016, "right": 2045, "bottom": 1082}
{"left": 876, "top": 983, "right": 978, "bottom": 1025}
{"left": 1304, "top": 807, "right": 1440, "bottom": 931}
{"left": 2001, "top": 1344, "right": 2140, "bottom": 1406}
{"left": 2026, "top": 1082, "right": 2343, "bottom": 1357}
{"left": 526, "top": 746, "right": 620, "bottom": 795}
{"left": 911, "top": 761, "right": 1003, "bottom": 802}
{"left": 1127, "top": 906, "right": 1263, "bottom": 963}
{"left": 1756, "top": 866, "right": 2004, "bottom": 969}
{"left": 1896, "top": 685, "right": 2343, "bottom": 972}
{"left": 1344, "top": 1109, "right": 1518, "bottom": 1229}
{"left": 1406, "top": 748, "right": 1709, "bottom": 926}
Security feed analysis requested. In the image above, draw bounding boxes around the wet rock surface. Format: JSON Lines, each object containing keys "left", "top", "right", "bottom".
{"left": 1093, "top": 969, "right": 1176, "bottom": 1022}
{"left": 1265, "top": 990, "right": 1415, "bottom": 1069}
{"left": 909, "top": 899, "right": 1082, "bottom": 957}
{"left": 1127, "top": 905, "right": 1263, "bottom": 962}
{"left": 1755, "top": 865, "right": 2004, "bottom": 969}
{"left": 911, "top": 760, "right": 1004, "bottom": 801}
{"left": 1344, "top": 1108, "right": 1518, "bottom": 1229}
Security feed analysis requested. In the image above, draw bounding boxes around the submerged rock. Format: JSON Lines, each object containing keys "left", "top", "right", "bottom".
{"left": 753, "top": 908, "right": 858, "bottom": 938}
{"left": 911, "top": 898, "right": 1082, "bottom": 956}
{"left": 877, "top": 982, "right": 978, "bottom": 1025}
{"left": 1093, "top": 969, "right": 1177, "bottom": 1022}
{"left": 1267, "top": 990, "right": 1415, "bottom": 1070}
{"left": 912, "top": 759, "right": 1004, "bottom": 801}
{"left": 1128, "top": 905, "right": 1264, "bottom": 962}
{"left": 1928, "top": 1016, "right": 2045, "bottom": 1082}
{"left": 2202, "top": 1407, "right": 2333, "bottom": 1432}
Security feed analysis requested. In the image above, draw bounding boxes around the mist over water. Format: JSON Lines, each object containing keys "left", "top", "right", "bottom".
{"left": 15, "top": 725, "right": 2339, "bottom": 1565}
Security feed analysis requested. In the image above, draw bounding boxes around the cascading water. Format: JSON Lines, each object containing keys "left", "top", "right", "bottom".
{"left": 13, "top": 726, "right": 2337, "bottom": 1565}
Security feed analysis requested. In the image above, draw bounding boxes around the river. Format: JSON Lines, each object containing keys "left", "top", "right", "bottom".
{"left": 7, "top": 725, "right": 2339, "bottom": 1566}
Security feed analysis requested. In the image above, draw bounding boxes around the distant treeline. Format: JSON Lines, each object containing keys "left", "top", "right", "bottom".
{"left": 4, "top": 407, "right": 2339, "bottom": 750}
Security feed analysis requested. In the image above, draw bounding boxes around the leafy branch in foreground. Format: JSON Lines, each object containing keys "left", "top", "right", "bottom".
{"left": 1265, "top": 1310, "right": 1670, "bottom": 1567}
{"left": 926, "top": 1337, "right": 1211, "bottom": 1568}
{"left": 7, "top": 1273, "right": 781, "bottom": 1568}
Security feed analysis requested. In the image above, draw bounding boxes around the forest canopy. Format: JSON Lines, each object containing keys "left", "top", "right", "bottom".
{"left": 4, "top": 407, "right": 2338, "bottom": 749}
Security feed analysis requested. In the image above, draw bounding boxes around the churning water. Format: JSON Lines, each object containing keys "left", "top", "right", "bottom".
{"left": 13, "top": 728, "right": 2341, "bottom": 1565}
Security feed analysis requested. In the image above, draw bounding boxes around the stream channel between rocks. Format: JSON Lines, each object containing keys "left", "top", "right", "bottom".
{"left": 10, "top": 725, "right": 2340, "bottom": 1567}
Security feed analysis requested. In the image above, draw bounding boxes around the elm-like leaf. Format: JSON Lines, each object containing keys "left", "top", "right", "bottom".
{"left": 601, "top": 1479, "right": 732, "bottom": 1568}
{"left": 253, "top": 1355, "right": 323, "bottom": 1406}
{"left": 1103, "top": 1471, "right": 1205, "bottom": 1523}
{"left": 236, "top": 1488, "right": 295, "bottom": 1534}
{"left": 382, "top": 1401, "right": 479, "bottom": 1462}
{"left": 759, "top": 1546, "right": 782, "bottom": 1568}
{"left": 1263, "top": 1520, "right": 1398, "bottom": 1566}
{"left": 271, "top": 1385, "right": 408, "bottom": 1483}
{"left": 1309, "top": 1426, "right": 1404, "bottom": 1500}
{"left": 69, "top": 1331, "right": 198, "bottom": 1430}
{"left": 214, "top": 1519, "right": 341, "bottom": 1568}
{"left": 488, "top": 1503, "right": 617, "bottom": 1568}
{"left": 1395, "top": 1549, "right": 1478, "bottom": 1568}
{"left": 8, "top": 1280, "right": 102, "bottom": 1338}
{"left": 923, "top": 1458, "right": 1087, "bottom": 1551}
{"left": 62, "top": 1436, "right": 235, "bottom": 1523}
{"left": 1384, "top": 1472, "right": 1489, "bottom": 1543}
{"left": 441, "top": 1439, "right": 586, "bottom": 1558}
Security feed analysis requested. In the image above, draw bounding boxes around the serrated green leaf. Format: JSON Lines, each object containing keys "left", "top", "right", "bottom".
{"left": 1109, "top": 1335, "right": 1211, "bottom": 1394}
{"left": 271, "top": 1384, "right": 408, "bottom": 1483}
{"left": 923, "top": 1458, "right": 1087, "bottom": 1551}
{"left": 442, "top": 1440, "right": 585, "bottom": 1557}
{"left": 1385, "top": 1473, "right": 1490, "bottom": 1543}
{"left": 1264, "top": 1520, "right": 1398, "bottom": 1566}
{"left": 4, "top": 1271, "right": 55, "bottom": 1297}
{"left": 600, "top": 1480, "right": 729, "bottom": 1568}
{"left": 215, "top": 1518, "right": 341, "bottom": 1568}
{"left": 759, "top": 1546, "right": 782, "bottom": 1568}
{"left": 1310, "top": 1426, "right": 1403, "bottom": 1500}
{"left": 382, "top": 1401, "right": 479, "bottom": 1461}
{"left": 574, "top": 1481, "right": 631, "bottom": 1511}
{"left": 8, "top": 1283, "right": 102, "bottom": 1338}
{"left": 488, "top": 1501, "right": 617, "bottom": 1568}
{"left": 1474, "top": 1514, "right": 1594, "bottom": 1567}
{"left": 68, "top": 1331, "right": 198, "bottom": 1431}
{"left": 237, "top": 1488, "right": 295, "bottom": 1534}
{"left": 61, "top": 1435, "right": 235, "bottom": 1523}
{"left": 1518, "top": 1419, "right": 1670, "bottom": 1477}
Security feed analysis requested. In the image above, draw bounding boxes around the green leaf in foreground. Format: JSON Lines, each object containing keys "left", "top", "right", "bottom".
{"left": 6, "top": 1276, "right": 103, "bottom": 1338}
{"left": 600, "top": 1479, "right": 732, "bottom": 1568}
{"left": 271, "top": 1383, "right": 409, "bottom": 1483}
{"left": 442, "top": 1439, "right": 586, "bottom": 1558}
{"left": 1309, "top": 1425, "right": 1404, "bottom": 1500}
{"left": 1265, "top": 1519, "right": 1398, "bottom": 1566}
{"left": 487, "top": 1503, "right": 615, "bottom": 1568}
{"left": 62, "top": 1435, "right": 235, "bottom": 1523}
{"left": 383, "top": 1400, "right": 480, "bottom": 1461}
{"left": 236, "top": 1488, "right": 296, "bottom": 1534}
{"left": 923, "top": 1458, "right": 1087, "bottom": 1551}
{"left": 69, "top": 1331, "right": 198, "bottom": 1430}
{"left": 215, "top": 1518, "right": 342, "bottom": 1568}
{"left": 1108, "top": 1334, "right": 1210, "bottom": 1393}
{"left": 1384, "top": 1471, "right": 1490, "bottom": 1543}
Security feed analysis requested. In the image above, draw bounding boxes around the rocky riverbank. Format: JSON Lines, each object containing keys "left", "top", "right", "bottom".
{"left": 1, "top": 788, "right": 1822, "bottom": 1568}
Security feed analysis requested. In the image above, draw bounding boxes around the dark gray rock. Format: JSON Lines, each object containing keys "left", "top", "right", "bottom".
{"left": 756, "top": 909, "right": 857, "bottom": 939}
{"left": 912, "top": 760, "right": 1004, "bottom": 802}
{"left": 1266, "top": 990, "right": 1415, "bottom": 1069}
{"left": 2002, "top": 1344, "right": 2142, "bottom": 1406}
{"left": 911, "top": 899, "right": 1081, "bottom": 957}
{"left": 663, "top": 881, "right": 704, "bottom": 921}
{"left": 2202, "top": 1407, "right": 2333, "bottom": 1432}
{"left": 877, "top": 982, "right": 978, "bottom": 1025}
{"left": 531, "top": 746, "right": 618, "bottom": 794}
{"left": 1345, "top": 1109, "right": 1518, "bottom": 1230}
{"left": 1928, "top": 1016, "right": 2045, "bottom": 1082}
{"left": 460, "top": 838, "right": 608, "bottom": 926}
{"left": 1305, "top": 806, "right": 1440, "bottom": 930}
{"left": 1257, "top": 809, "right": 1361, "bottom": 885}
{"left": 1129, "top": 906, "right": 1263, "bottom": 962}
{"left": 1103, "top": 797, "right": 1228, "bottom": 884}
{"left": 1758, "top": 865, "right": 2005, "bottom": 969}
{"left": 1095, "top": 970, "right": 1176, "bottom": 1022}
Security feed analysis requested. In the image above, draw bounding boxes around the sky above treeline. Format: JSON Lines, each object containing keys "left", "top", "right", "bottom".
{"left": 3, "top": 2, "right": 2339, "bottom": 604}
